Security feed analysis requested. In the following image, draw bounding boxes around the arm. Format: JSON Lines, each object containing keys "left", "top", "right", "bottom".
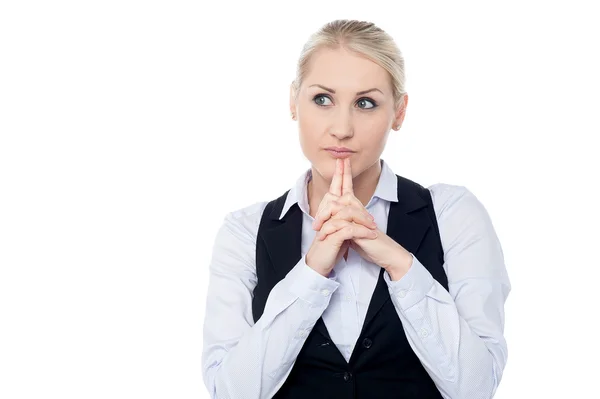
{"left": 202, "top": 208, "right": 340, "bottom": 399}
{"left": 383, "top": 185, "right": 511, "bottom": 399}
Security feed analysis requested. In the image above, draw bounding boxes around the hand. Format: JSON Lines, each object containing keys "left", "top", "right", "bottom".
{"left": 314, "top": 157, "right": 413, "bottom": 277}
{"left": 305, "top": 158, "right": 378, "bottom": 277}
{"left": 312, "top": 157, "right": 376, "bottom": 233}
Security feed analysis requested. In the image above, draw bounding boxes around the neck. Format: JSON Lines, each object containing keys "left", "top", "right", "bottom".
{"left": 307, "top": 159, "right": 382, "bottom": 218}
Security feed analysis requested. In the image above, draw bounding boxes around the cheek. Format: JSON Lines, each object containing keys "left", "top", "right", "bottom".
{"left": 357, "top": 111, "right": 390, "bottom": 129}
{"left": 298, "top": 117, "right": 323, "bottom": 151}
{"left": 356, "top": 117, "right": 390, "bottom": 142}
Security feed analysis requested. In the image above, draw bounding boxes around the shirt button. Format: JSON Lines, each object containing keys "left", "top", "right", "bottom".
{"left": 343, "top": 372, "right": 353, "bottom": 382}
{"left": 321, "top": 289, "right": 331, "bottom": 297}
{"left": 362, "top": 338, "right": 373, "bottom": 349}
{"left": 398, "top": 289, "right": 407, "bottom": 298}
{"left": 420, "top": 328, "right": 429, "bottom": 338}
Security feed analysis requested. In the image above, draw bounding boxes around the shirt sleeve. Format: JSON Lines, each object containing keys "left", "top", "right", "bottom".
{"left": 201, "top": 207, "right": 340, "bottom": 399}
{"left": 383, "top": 184, "right": 511, "bottom": 399}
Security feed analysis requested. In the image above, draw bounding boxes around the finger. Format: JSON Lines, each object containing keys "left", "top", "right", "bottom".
{"left": 338, "top": 192, "right": 375, "bottom": 222}
{"left": 316, "top": 218, "right": 347, "bottom": 240}
{"left": 340, "top": 191, "right": 368, "bottom": 212}
{"left": 328, "top": 222, "right": 378, "bottom": 243}
{"left": 330, "top": 207, "right": 377, "bottom": 230}
{"left": 312, "top": 192, "right": 339, "bottom": 229}
{"left": 329, "top": 158, "right": 343, "bottom": 196}
{"left": 313, "top": 199, "right": 343, "bottom": 230}
{"left": 342, "top": 157, "right": 353, "bottom": 195}
{"left": 314, "top": 197, "right": 376, "bottom": 231}
{"left": 316, "top": 192, "right": 338, "bottom": 215}
{"left": 319, "top": 219, "right": 378, "bottom": 241}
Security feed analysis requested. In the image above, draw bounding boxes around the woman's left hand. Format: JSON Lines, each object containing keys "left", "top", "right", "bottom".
{"left": 313, "top": 158, "right": 413, "bottom": 276}
{"left": 349, "top": 228, "right": 412, "bottom": 273}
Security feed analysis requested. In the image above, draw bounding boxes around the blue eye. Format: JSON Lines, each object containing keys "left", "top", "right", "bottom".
{"left": 357, "top": 98, "right": 377, "bottom": 109}
{"left": 312, "top": 94, "right": 378, "bottom": 109}
{"left": 313, "top": 95, "right": 332, "bottom": 106}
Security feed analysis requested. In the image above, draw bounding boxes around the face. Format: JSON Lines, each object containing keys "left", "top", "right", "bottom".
{"left": 290, "top": 46, "right": 408, "bottom": 182}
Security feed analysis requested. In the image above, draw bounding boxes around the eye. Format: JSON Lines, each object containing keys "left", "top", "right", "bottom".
{"left": 313, "top": 94, "right": 332, "bottom": 106}
{"left": 356, "top": 98, "right": 377, "bottom": 109}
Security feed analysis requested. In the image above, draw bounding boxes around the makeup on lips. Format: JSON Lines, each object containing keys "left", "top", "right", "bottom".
{"left": 325, "top": 146, "right": 355, "bottom": 159}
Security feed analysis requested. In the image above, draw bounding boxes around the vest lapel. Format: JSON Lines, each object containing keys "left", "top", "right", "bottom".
{"left": 261, "top": 199, "right": 304, "bottom": 281}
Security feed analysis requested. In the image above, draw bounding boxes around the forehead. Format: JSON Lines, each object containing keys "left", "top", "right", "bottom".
{"left": 304, "top": 47, "right": 391, "bottom": 93}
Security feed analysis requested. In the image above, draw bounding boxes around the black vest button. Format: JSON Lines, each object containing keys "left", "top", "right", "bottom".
{"left": 343, "top": 372, "right": 353, "bottom": 381}
{"left": 362, "top": 337, "right": 373, "bottom": 348}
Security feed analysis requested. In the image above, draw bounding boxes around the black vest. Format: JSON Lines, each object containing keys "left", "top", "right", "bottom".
{"left": 253, "top": 174, "right": 448, "bottom": 399}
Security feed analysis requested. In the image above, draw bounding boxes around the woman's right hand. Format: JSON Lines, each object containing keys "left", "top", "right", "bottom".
{"left": 305, "top": 158, "right": 378, "bottom": 276}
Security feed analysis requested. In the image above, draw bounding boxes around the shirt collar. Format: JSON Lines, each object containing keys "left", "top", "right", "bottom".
{"left": 279, "top": 158, "right": 398, "bottom": 220}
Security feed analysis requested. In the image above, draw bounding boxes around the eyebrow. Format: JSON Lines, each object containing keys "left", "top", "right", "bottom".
{"left": 308, "top": 84, "right": 384, "bottom": 95}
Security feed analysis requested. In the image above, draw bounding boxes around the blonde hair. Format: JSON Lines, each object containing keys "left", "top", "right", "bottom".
{"left": 292, "top": 19, "right": 407, "bottom": 110}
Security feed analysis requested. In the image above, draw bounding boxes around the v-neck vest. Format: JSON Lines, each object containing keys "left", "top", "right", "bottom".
{"left": 253, "top": 174, "right": 447, "bottom": 399}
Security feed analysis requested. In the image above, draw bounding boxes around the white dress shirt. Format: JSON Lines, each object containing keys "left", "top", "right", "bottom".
{"left": 202, "top": 159, "right": 511, "bottom": 399}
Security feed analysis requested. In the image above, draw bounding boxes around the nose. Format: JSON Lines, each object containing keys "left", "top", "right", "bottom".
{"left": 328, "top": 109, "right": 353, "bottom": 139}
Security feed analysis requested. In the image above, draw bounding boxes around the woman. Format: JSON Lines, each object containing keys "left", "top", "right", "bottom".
{"left": 201, "top": 19, "right": 510, "bottom": 399}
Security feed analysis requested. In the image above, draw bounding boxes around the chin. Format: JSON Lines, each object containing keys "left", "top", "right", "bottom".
{"left": 325, "top": 156, "right": 357, "bottom": 176}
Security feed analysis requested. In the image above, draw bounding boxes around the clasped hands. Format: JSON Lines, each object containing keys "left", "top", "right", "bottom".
{"left": 306, "top": 157, "right": 413, "bottom": 281}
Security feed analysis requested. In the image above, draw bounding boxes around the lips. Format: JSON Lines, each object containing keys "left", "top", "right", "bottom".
{"left": 325, "top": 146, "right": 355, "bottom": 153}
{"left": 325, "top": 149, "right": 354, "bottom": 159}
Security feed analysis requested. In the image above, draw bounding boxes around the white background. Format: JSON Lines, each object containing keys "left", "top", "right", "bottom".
{"left": 1, "top": 1, "right": 599, "bottom": 398}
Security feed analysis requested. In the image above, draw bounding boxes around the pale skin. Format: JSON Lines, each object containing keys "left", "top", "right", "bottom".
{"left": 290, "top": 46, "right": 413, "bottom": 280}
{"left": 311, "top": 157, "right": 413, "bottom": 281}
{"left": 290, "top": 46, "right": 407, "bottom": 211}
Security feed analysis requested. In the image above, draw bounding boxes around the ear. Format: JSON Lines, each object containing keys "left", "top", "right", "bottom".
{"left": 289, "top": 81, "right": 297, "bottom": 120}
{"left": 393, "top": 94, "right": 409, "bottom": 130}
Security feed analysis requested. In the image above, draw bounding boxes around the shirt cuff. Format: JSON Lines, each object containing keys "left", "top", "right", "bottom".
{"left": 284, "top": 254, "right": 340, "bottom": 308}
{"left": 384, "top": 254, "right": 434, "bottom": 310}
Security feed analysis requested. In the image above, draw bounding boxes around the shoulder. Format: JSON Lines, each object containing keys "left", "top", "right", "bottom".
{"left": 209, "top": 200, "right": 271, "bottom": 274}
{"left": 426, "top": 183, "right": 467, "bottom": 213}
{"left": 424, "top": 183, "right": 508, "bottom": 287}
{"left": 425, "top": 183, "right": 496, "bottom": 236}
{"left": 220, "top": 200, "right": 271, "bottom": 242}
{"left": 396, "top": 176, "right": 470, "bottom": 212}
